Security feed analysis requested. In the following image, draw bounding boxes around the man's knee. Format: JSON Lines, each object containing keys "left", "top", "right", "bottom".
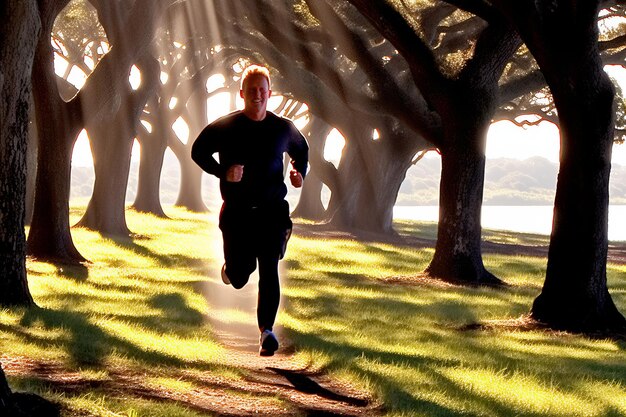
{"left": 225, "top": 265, "right": 253, "bottom": 289}
{"left": 230, "top": 275, "right": 248, "bottom": 290}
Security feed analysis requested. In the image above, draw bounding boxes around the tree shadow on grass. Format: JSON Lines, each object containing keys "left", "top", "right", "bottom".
{"left": 55, "top": 263, "right": 89, "bottom": 282}
{"left": 283, "top": 267, "right": 626, "bottom": 415}
{"left": 148, "top": 292, "right": 205, "bottom": 328}
{"left": 288, "top": 328, "right": 626, "bottom": 417}
{"left": 103, "top": 235, "right": 207, "bottom": 270}
{"left": 14, "top": 306, "right": 205, "bottom": 369}
{"left": 285, "top": 332, "right": 467, "bottom": 417}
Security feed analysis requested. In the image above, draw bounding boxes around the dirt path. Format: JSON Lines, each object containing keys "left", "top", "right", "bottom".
{"left": 3, "top": 260, "right": 380, "bottom": 417}
{"left": 3, "top": 352, "right": 379, "bottom": 416}
{"left": 191, "top": 264, "right": 381, "bottom": 416}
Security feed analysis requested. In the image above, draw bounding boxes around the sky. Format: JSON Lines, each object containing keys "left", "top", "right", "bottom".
{"left": 486, "top": 120, "right": 626, "bottom": 166}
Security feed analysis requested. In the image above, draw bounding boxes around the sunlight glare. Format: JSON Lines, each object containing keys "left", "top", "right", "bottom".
{"left": 169, "top": 97, "right": 178, "bottom": 109}
{"left": 53, "top": 53, "right": 68, "bottom": 77}
{"left": 67, "top": 66, "right": 86, "bottom": 89}
{"left": 206, "top": 74, "right": 226, "bottom": 92}
{"left": 324, "top": 129, "right": 345, "bottom": 167}
{"left": 292, "top": 114, "right": 309, "bottom": 130}
{"left": 140, "top": 120, "right": 153, "bottom": 134}
{"left": 173, "top": 117, "right": 189, "bottom": 144}
{"left": 97, "top": 42, "right": 110, "bottom": 54}
{"left": 160, "top": 71, "right": 169, "bottom": 84}
{"left": 72, "top": 130, "right": 93, "bottom": 167}
{"left": 207, "top": 92, "right": 231, "bottom": 123}
{"left": 84, "top": 56, "right": 95, "bottom": 70}
{"left": 131, "top": 139, "right": 140, "bottom": 165}
{"left": 268, "top": 96, "right": 283, "bottom": 110}
{"left": 129, "top": 65, "right": 141, "bottom": 90}
{"left": 487, "top": 120, "right": 559, "bottom": 163}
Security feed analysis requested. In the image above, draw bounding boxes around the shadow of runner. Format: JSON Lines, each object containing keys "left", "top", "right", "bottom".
{"left": 267, "top": 367, "right": 369, "bottom": 407}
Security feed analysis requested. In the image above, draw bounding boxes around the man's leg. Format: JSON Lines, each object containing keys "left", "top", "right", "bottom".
{"left": 256, "top": 201, "right": 291, "bottom": 330}
{"left": 257, "top": 251, "right": 281, "bottom": 356}
{"left": 256, "top": 252, "right": 281, "bottom": 332}
{"left": 220, "top": 205, "right": 256, "bottom": 289}
{"left": 255, "top": 201, "right": 292, "bottom": 356}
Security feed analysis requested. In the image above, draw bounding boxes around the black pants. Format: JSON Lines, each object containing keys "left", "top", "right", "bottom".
{"left": 219, "top": 200, "right": 292, "bottom": 332}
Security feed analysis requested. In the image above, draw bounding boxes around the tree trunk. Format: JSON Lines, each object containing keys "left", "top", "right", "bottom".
{"left": 327, "top": 128, "right": 417, "bottom": 234}
{"left": 0, "top": 0, "right": 39, "bottom": 306}
{"left": 425, "top": 80, "right": 503, "bottom": 285}
{"left": 497, "top": 0, "right": 626, "bottom": 332}
{"left": 28, "top": 0, "right": 86, "bottom": 263}
{"left": 292, "top": 116, "right": 332, "bottom": 220}
{"left": 531, "top": 57, "right": 626, "bottom": 332}
{"left": 426, "top": 139, "right": 499, "bottom": 284}
{"left": 173, "top": 151, "right": 208, "bottom": 212}
{"left": 77, "top": 55, "right": 159, "bottom": 236}
{"left": 0, "top": 364, "right": 12, "bottom": 413}
{"left": 292, "top": 169, "right": 326, "bottom": 220}
{"left": 76, "top": 122, "right": 134, "bottom": 236}
{"left": 132, "top": 129, "right": 168, "bottom": 217}
{"left": 131, "top": 98, "right": 170, "bottom": 217}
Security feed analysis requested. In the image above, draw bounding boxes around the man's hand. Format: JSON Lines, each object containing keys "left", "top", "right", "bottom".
{"left": 289, "top": 169, "right": 303, "bottom": 188}
{"left": 226, "top": 164, "right": 244, "bottom": 182}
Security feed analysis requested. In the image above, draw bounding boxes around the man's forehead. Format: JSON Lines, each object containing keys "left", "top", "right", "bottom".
{"left": 244, "top": 74, "right": 269, "bottom": 88}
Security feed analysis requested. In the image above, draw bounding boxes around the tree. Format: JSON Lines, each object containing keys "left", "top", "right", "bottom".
{"left": 346, "top": 0, "right": 520, "bottom": 283}
{"left": 29, "top": 0, "right": 178, "bottom": 253}
{"left": 76, "top": 0, "right": 174, "bottom": 236}
{"left": 0, "top": 0, "right": 39, "bottom": 306}
{"left": 28, "top": 0, "right": 86, "bottom": 263}
{"left": 0, "top": 364, "right": 12, "bottom": 414}
{"left": 76, "top": 54, "right": 160, "bottom": 236}
{"left": 490, "top": 0, "right": 626, "bottom": 332}
{"left": 292, "top": 116, "right": 334, "bottom": 220}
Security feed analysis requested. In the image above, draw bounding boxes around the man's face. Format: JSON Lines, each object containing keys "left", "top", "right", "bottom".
{"left": 240, "top": 74, "right": 271, "bottom": 115}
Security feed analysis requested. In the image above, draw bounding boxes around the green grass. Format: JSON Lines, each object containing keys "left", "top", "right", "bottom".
{"left": 283, "top": 222, "right": 626, "bottom": 417}
{"left": 1, "top": 206, "right": 625, "bottom": 416}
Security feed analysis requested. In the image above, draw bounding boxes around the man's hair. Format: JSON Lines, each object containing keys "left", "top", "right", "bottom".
{"left": 241, "top": 65, "right": 271, "bottom": 89}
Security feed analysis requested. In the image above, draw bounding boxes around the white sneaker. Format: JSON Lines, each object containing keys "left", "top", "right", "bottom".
{"left": 259, "top": 330, "right": 279, "bottom": 356}
{"left": 221, "top": 264, "right": 231, "bottom": 285}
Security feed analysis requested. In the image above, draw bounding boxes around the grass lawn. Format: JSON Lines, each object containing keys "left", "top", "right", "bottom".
{"left": 1, "top": 206, "right": 625, "bottom": 416}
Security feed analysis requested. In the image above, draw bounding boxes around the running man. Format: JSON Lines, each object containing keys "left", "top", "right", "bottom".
{"left": 191, "top": 65, "right": 309, "bottom": 356}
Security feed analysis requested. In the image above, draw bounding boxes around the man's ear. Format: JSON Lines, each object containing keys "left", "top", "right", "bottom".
{"left": 239, "top": 90, "right": 244, "bottom": 99}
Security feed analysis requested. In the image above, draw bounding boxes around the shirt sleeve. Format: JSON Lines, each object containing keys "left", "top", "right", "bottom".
{"left": 286, "top": 121, "right": 309, "bottom": 178}
{"left": 191, "top": 124, "right": 226, "bottom": 179}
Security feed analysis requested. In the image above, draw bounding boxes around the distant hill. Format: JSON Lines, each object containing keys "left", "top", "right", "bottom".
{"left": 70, "top": 154, "right": 626, "bottom": 206}
{"left": 397, "top": 156, "right": 626, "bottom": 206}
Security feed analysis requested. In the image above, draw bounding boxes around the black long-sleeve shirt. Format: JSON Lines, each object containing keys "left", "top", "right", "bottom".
{"left": 191, "top": 111, "right": 309, "bottom": 208}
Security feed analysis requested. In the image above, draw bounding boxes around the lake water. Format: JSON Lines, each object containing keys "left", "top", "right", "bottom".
{"left": 393, "top": 205, "right": 626, "bottom": 242}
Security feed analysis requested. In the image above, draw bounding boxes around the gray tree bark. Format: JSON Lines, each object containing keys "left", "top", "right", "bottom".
{"left": 492, "top": 0, "right": 626, "bottom": 332}
{"left": 0, "top": 0, "right": 39, "bottom": 306}
{"left": 77, "top": 54, "right": 160, "bottom": 236}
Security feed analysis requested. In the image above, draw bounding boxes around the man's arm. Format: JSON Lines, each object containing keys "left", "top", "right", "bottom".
{"left": 287, "top": 122, "right": 309, "bottom": 187}
{"left": 191, "top": 126, "right": 226, "bottom": 179}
